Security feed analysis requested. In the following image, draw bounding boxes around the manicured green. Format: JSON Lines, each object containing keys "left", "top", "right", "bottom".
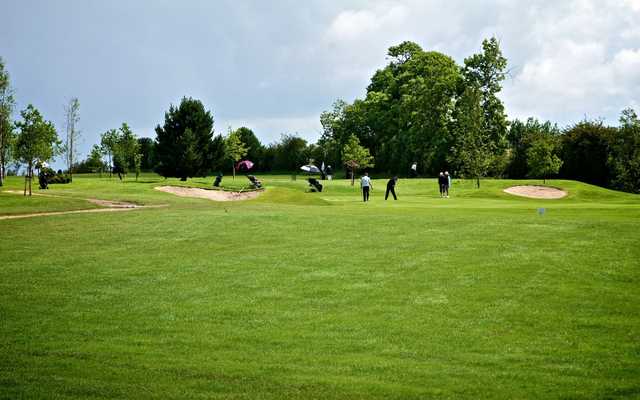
{"left": 1, "top": 174, "right": 639, "bottom": 399}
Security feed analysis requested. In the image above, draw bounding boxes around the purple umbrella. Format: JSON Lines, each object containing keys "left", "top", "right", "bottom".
{"left": 236, "top": 160, "right": 254, "bottom": 172}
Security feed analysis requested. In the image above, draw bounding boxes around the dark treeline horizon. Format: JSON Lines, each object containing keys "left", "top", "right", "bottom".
{"left": 3, "top": 39, "right": 639, "bottom": 193}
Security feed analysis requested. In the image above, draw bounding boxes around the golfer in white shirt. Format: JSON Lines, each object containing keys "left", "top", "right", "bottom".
{"left": 361, "top": 172, "right": 372, "bottom": 202}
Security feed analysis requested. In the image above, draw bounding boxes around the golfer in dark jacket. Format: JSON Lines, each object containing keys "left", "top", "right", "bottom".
{"left": 385, "top": 176, "right": 398, "bottom": 200}
{"left": 438, "top": 172, "right": 447, "bottom": 197}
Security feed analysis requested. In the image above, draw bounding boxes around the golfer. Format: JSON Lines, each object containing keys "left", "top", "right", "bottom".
{"left": 326, "top": 165, "right": 333, "bottom": 180}
{"left": 438, "top": 172, "right": 447, "bottom": 197}
{"left": 410, "top": 162, "right": 418, "bottom": 178}
{"left": 444, "top": 171, "right": 451, "bottom": 197}
{"left": 361, "top": 172, "right": 372, "bottom": 202}
{"left": 385, "top": 176, "right": 398, "bottom": 200}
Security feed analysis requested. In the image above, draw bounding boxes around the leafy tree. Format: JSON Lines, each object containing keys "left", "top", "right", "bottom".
{"left": 319, "top": 99, "right": 349, "bottom": 166}
{"left": 155, "top": 97, "right": 216, "bottom": 180}
{"left": 134, "top": 153, "right": 142, "bottom": 181}
{"left": 273, "top": 134, "right": 307, "bottom": 172}
{"left": 560, "top": 120, "right": 615, "bottom": 186}
{"left": 88, "top": 144, "right": 105, "bottom": 173}
{"left": 261, "top": 143, "right": 278, "bottom": 172}
{"left": 113, "top": 123, "right": 139, "bottom": 180}
{"left": 397, "top": 50, "right": 460, "bottom": 174}
{"left": 506, "top": 118, "right": 561, "bottom": 178}
{"left": 14, "top": 105, "right": 60, "bottom": 195}
{"left": 608, "top": 108, "right": 640, "bottom": 193}
{"left": 320, "top": 41, "right": 461, "bottom": 175}
{"left": 387, "top": 41, "right": 424, "bottom": 65}
{"left": 450, "top": 85, "right": 491, "bottom": 188}
{"left": 74, "top": 144, "right": 105, "bottom": 174}
{"left": 463, "top": 37, "right": 509, "bottom": 157}
{"left": 209, "top": 134, "right": 226, "bottom": 172}
{"left": 527, "top": 135, "right": 563, "bottom": 183}
{"left": 63, "top": 97, "right": 81, "bottom": 180}
{"left": 0, "top": 57, "right": 15, "bottom": 187}
{"left": 342, "top": 134, "right": 374, "bottom": 185}
{"left": 180, "top": 128, "right": 200, "bottom": 179}
{"left": 235, "top": 127, "right": 263, "bottom": 169}
{"left": 100, "top": 129, "right": 118, "bottom": 177}
{"left": 224, "top": 128, "right": 248, "bottom": 179}
{"left": 137, "top": 137, "right": 156, "bottom": 171}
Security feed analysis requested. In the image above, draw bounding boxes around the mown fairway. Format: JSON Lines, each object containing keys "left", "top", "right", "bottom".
{"left": 1, "top": 174, "right": 639, "bottom": 399}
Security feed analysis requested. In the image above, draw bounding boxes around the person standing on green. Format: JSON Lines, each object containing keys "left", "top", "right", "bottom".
{"left": 385, "top": 176, "right": 398, "bottom": 200}
{"left": 444, "top": 171, "right": 451, "bottom": 198}
{"left": 361, "top": 172, "right": 372, "bottom": 202}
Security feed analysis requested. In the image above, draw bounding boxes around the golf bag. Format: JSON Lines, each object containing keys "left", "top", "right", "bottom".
{"left": 308, "top": 178, "right": 323, "bottom": 192}
{"left": 213, "top": 173, "right": 223, "bottom": 187}
{"left": 247, "top": 175, "right": 262, "bottom": 189}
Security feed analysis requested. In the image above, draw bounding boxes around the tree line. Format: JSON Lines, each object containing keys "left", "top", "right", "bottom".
{"left": 316, "top": 39, "right": 640, "bottom": 192}
{"left": 2, "top": 40, "right": 639, "bottom": 194}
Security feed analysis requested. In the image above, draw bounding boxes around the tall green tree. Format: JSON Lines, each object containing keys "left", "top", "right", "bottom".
{"left": 134, "top": 153, "right": 142, "bottom": 181}
{"left": 320, "top": 41, "right": 461, "bottom": 174}
{"left": 113, "top": 123, "right": 139, "bottom": 180}
{"left": 449, "top": 85, "right": 491, "bottom": 188}
{"left": 74, "top": 144, "right": 106, "bottom": 175}
{"left": 63, "top": 97, "right": 81, "bottom": 180}
{"left": 560, "top": 120, "right": 615, "bottom": 186}
{"left": 180, "top": 128, "right": 200, "bottom": 179}
{"left": 527, "top": 135, "right": 563, "bottom": 183}
{"left": 609, "top": 108, "right": 640, "bottom": 193}
{"left": 463, "top": 37, "right": 509, "bottom": 160}
{"left": 210, "top": 134, "right": 226, "bottom": 172}
{"left": 100, "top": 129, "right": 118, "bottom": 178}
{"left": 14, "top": 105, "right": 60, "bottom": 195}
{"left": 0, "top": 57, "right": 15, "bottom": 187}
{"left": 137, "top": 137, "right": 156, "bottom": 171}
{"left": 506, "top": 118, "right": 561, "bottom": 178}
{"left": 319, "top": 99, "right": 349, "bottom": 167}
{"left": 273, "top": 134, "right": 308, "bottom": 172}
{"left": 235, "top": 127, "right": 263, "bottom": 169}
{"left": 87, "top": 144, "right": 105, "bottom": 175}
{"left": 155, "top": 97, "right": 216, "bottom": 180}
{"left": 224, "top": 128, "right": 248, "bottom": 180}
{"left": 342, "top": 134, "right": 374, "bottom": 185}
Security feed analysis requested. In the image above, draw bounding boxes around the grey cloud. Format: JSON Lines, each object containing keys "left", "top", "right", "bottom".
{"left": 1, "top": 0, "right": 638, "bottom": 167}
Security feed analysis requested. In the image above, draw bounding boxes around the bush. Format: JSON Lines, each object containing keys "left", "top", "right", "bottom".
{"left": 49, "top": 174, "right": 71, "bottom": 184}
{"left": 40, "top": 167, "right": 71, "bottom": 185}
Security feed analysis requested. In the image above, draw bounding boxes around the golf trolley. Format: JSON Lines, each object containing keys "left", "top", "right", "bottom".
{"left": 247, "top": 175, "right": 262, "bottom": 189}
{"left": 307, "top": 178, "right": 323, "bottom": 192}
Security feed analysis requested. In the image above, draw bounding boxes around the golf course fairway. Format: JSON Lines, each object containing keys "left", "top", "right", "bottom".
{"left": 1, "top": 174, "right": 639, "bottom": 399}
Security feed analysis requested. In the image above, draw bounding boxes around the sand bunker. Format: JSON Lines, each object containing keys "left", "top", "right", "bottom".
{"left": 503, "top": 185, "right": 567, "bottom": 199}
{"left": 155, "top": 186, "right": 262, "bottom": 201}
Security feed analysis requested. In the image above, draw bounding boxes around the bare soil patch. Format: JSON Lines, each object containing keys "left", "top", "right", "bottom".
{"left": 87, "top": 198, "right": 140, "bottom": 208}
{"left": 503, "top": 185, "right": 567, "bottom": 199}
{"left": 155, "top": 186, "right": 262, "bottom": 201}
{"left": 0, "top": 206, "right": 165, "bottom": 220}
{"left": 1, "top": 190, "right": 166, "bottom": 220}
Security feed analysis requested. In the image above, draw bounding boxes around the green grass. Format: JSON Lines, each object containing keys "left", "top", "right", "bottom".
{"left": 1, "top": 174, "right": 639, "bottom": 399}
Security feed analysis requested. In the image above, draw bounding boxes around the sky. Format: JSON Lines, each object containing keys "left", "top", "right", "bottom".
{"left": 2, "top": 0, "right": 639, "bottom": 166}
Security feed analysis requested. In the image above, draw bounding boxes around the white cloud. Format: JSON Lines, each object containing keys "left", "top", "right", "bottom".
{"left": 4, "top": 0, "right": 640, "bottom": 170}
{"left": 318, "top": 0, "right": 639, "bottom": 125}
{"left": 325, "top": 4, "right": 409, "bottom": 41}
{"left": 624, "top": 0, "right": 640, "bottom": 11}
{"left": 500, "top": 0, "right": 640, "bottom": 124}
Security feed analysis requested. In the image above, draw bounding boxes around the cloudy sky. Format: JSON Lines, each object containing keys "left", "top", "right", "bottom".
{"left": 2, "top": 0, "right": 639, "bottom": 163}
